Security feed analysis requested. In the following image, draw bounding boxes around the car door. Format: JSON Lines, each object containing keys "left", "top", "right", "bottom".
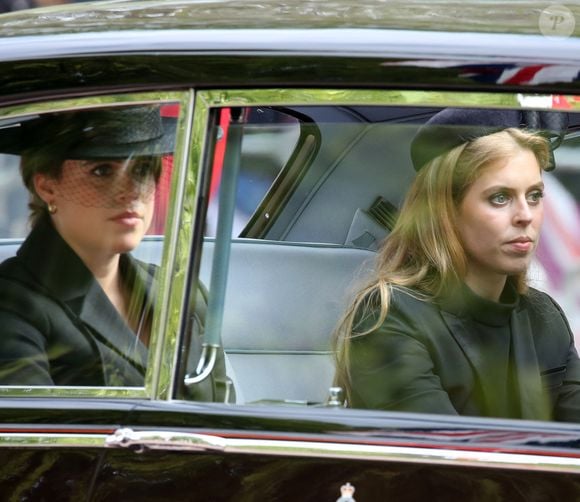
{"left": 0, "top": 91, "right": 193, "bottom": 499}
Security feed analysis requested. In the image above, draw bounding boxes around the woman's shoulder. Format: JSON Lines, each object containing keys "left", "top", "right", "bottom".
{"left": 520, "top": 288, "right": 576, "bottom": 344}
{"left": 389, "top": 285, "right": 436, "bottom": 311}
{"left": 0, "top": 254, "right": 36, "bottom": 287}
{"left": 523, "top": 287, "right": 570, "bottom": 322}
{"left": 357, "top": 284, "right": 438, "bottom": 329}
{"left": 0, "top": 255, "right": 55, "bottom": 326}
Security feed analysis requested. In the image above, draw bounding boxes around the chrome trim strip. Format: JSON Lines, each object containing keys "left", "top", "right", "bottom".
{"left": 165, "top": 91, "right": 212, "bottom": 399}
{"left": 202, "top": 89, "right": 520, "bottom": 108}
{"left": 0, "top": 386, "right": 147, "bottom": 398}
{"left": 0, "top": 432, "right": 108, "bottom": 448}
{"left": 1, "top": 29, "right": 580, "bottom": 64}
{"left": 2, "top": 425, "right": 580, "bottom": 475}
{"left": 105, "top": 428, "right": 226, "bottom": 452}
{"left": 198, "top": 89, "right": 580, "bottom": 111}
{"left": 105, "top": 428, "right": 580, "bottom": 474}
{"left": 148, "top": 89, "right": 196, "bottom": 401}
{"left": 0, "top": 92, "right": 186, "bottom": 120}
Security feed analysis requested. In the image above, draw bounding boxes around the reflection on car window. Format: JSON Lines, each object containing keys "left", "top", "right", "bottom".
{"left": 190, "top": 98, "right": 580, "bottom": 425}
{"left": 0, "top": 153, "right": 27, "bottom": 238}
{"left": 0, "top": 103, "right": 179, "bottom": 387}
{"left": 204, "top": 107, "right": 301, "bottom": 237}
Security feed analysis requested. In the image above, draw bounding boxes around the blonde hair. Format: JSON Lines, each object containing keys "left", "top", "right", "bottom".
{"left": 333, "top": 128, "right": 550, "bottom": 401}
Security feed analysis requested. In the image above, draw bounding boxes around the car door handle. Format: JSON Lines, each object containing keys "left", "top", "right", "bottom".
{"left": 105, "top": 428, "right": 226, "bottom": 453}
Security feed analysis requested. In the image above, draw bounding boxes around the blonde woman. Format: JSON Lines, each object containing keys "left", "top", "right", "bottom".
{"left": 334, "top": 108, "right": 580, "bottom": 421}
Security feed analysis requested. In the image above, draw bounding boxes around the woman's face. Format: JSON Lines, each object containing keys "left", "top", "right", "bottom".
{"left": 37, "top": 156, "right": 157, "bottom": 259}
{"left": 456, "top": 147, "right": 544, "bottom": 295}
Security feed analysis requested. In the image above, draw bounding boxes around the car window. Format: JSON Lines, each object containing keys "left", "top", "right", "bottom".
{"left": 178, "top": 90, "right": 580, "bottom": 424}
{"left": 204, "top": 107, "right": 302, "bottom": 237}
{"left": 0, "top": 152, "right": 27, "bottom": 238}
{"left": 0, "top": 96, "right": 186, "bottom": 394}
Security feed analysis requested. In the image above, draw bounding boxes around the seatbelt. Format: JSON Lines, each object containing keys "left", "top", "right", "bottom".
{"left": 185, "top": 107, "right": 245, "bottom": 387}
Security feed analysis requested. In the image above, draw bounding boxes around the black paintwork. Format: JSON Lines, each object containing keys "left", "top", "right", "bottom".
{"left": 93, "top": 451, "right": 580, "bottom": 502}
{"left": 3, "top": 398, "right": 580, "bottom": 453}
{"left": 3, "top": 398, "right": 580, "bottom": 500}
{"left": 2, "top": 54, "right": 580, "bottom": 108}
{"left": 0, "top": 449, "right": 102, "bottom": 501}
{"left": 0, "top": 2, "right": 579, "bottom": 105}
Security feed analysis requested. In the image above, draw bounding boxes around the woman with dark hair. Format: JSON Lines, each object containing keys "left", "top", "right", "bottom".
{"left": 334, "top": 108, "right": 580, "bottom": 421}
{"left": 0, "top": 106, "right": 228, "bottom": 399}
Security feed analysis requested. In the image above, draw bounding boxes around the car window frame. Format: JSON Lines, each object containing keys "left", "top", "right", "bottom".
{"left": 0, "top": 90, "right": 194, "bottom": 400}
{"left": 177, "top": 88, "right": 580, "bottom": 411}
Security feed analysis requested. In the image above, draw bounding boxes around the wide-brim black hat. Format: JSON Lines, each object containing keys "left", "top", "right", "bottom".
{"left": 0, "top": 105, "right": 176, "bottom": 159}
{"left": 410, "top": 107, "right": 569, "bottom": 172}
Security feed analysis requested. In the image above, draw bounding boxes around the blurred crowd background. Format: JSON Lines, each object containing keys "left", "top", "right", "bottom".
{"left": 0, "top": 0, "right": 90, "bottom": 12}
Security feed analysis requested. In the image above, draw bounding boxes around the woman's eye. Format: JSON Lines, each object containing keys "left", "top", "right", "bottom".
{"left": 527, "top": 190, "right": 544, "bottom": 204}
{"left": 131, "top": 160, "right": 153, "bottom": 179}
{"left": 489, "top": 193, "right": 509, "bottom": 206}
{"left": 132, "top": 165, "right": 148, "bottom": 178}
{"left": 90, "top": 164, "right": 113, "bottom": 177}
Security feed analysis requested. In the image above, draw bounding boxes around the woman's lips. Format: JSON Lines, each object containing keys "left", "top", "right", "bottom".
{"left": 506, "top": 237, "right": 533, "bottom": 253}
{"left": 111, "top": 211, "right": 142, "bottom": 227}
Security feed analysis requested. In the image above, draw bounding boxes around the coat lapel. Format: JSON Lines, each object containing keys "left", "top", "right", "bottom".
{"left": 76, "top": 280, "right": 148, "bottom": 371}
{"left": 510, "top": 307, "right": 551, "bottom": 420}
{"left": 440, "top": 310, "right": 497, "bottom": 407}
{"left": 17, "top": 216, "right": 150, "bottom": 379}
{"left": 441, "top": 301, "right": 551, "bottom": 420}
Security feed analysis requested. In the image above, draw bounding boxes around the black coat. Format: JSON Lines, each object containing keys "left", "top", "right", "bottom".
{"left": 0, "top": 217, "right": 231, "bottom": 401}
{"left": 349, "top": 284, "right": 580, "bottom": 422}
{"left": 0, "top": 217, "right": 153, "bottom": 386}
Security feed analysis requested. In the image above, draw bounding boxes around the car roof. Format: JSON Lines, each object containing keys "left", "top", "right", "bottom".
{"left": 0, "top": 0, "right": 578, "bottom": 38}
{"left": 0, "top": 1, "right": 578, "bottom": 67}
{"left": 0, "top": 1, "right": 579, "bottom": 97}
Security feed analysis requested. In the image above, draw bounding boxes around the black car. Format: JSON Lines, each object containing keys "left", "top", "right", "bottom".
{"left": 1, "top": 1, "right": 580, "bottom": 500}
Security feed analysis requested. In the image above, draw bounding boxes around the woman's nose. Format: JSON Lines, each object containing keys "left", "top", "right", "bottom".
{"left": 513, "top": 198, "right": 533, "bottom": 226}
{"left": 114, "top": 172, "right": 142, "bottom": 203}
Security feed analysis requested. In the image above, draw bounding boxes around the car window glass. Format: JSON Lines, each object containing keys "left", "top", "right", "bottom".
{"left": 181, "top": 95, "right": 580, "bottom": 425}
{"left": 204, "top": 107, "right": 301, "bottom": 237}
{"left": 0, "top": 102, "right": 181, "bottom": 388}
{"left": 0, "top": 153, "right": 27, "bottom": 238}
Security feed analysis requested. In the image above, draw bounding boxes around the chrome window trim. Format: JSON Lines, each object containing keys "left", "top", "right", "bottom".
{"left": 0, "top": 432, "right": 109, "bottom": 448}
{"left": 147, "top": 89, "right": 196, "bottom": 400}
{"left": 0, "top": 91, "right": 190, "bottom": 399}
{"left": 1, "top": 29, "right": 580, "bottom": 64}
{"left": 0, "top": 386, "right": 147, "bottom": 398}
{"left": 0, "top": 92, "right": 185, "bottom": 120}
{"left": 3, "top": 426, "right": 580, "bottom": 475}
{"left": 179, "top": 88, "right": 578, "bottom": 401}
{"left": 197, "top": 89, "right": 580, "bottom": 110}
{"left": 162, "top": 90, "right": 212, "bottom": 400}
{"left": 102, "top": 428, "right": 580, "bottom": 474}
